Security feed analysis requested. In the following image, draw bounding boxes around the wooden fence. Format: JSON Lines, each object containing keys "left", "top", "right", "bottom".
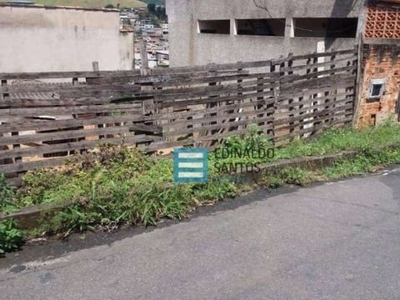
{"left": 0, "top": 47, "right": 358, "bottom": 180}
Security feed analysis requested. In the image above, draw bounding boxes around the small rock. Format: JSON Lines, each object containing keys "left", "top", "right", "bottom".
{"left": 26, "top": 238, "right": 47, "bottom": 245}
{"left": 9, "top": 265, "right": 26, "bottom": 274}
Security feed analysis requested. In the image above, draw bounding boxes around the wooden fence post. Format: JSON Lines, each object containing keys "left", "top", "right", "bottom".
{"left": 264, "top": 61, "right": 275, "bottom": 142}
{"left": 1, "top": 79, "right": 8, "bottom": 100}
{"left": 270, "top": 61, "right": 280, "bottom": 145}
{"left": 327, "top": 53, "right": 337, "bottom": 124}
{"left": 139, "top": 39, "right": 156, "bottom": 149}
{"left": 287, "top": 53, "right": 295, "bottom": 135}
{"left": 2, "top": 79, "right": 21, "bottom": 176}
{"left": 352, "top": 39, "right": 363, "bottom": 127}
{"left": 140, "top": 39, "right": 154, "bottom": 115}
{"left": 256, "top": 65, "right": 265, "bottom": 128}
{"left": 236, "top": 63, "right": 244, "bottom": 133}
{"left": 312, "top": 53, "right": 320, "bottom": 134}
{"left": 91, "top": 62, "right": 105, "bottom": 140}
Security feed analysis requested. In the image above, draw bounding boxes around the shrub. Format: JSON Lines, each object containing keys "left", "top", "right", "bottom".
{"left": 0, "top": 173, "right": 18, "bottom": 213}
{"left": 0, "top": 219, "right": 24, "bottom": 256}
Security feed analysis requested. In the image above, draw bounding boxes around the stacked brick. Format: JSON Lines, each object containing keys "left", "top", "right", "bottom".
{"left": 365, "top": 5, "right": 400, "bottom": 39}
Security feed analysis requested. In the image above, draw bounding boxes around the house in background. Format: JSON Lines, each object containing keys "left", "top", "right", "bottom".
{"left": 165, "top": 0, "right": 364, "bottom": 67}
{"left": 356, "top": 0, "right": 400, "bottom": 127}
{"left": 0, "top": 3, "right": 134, "bottom": 73}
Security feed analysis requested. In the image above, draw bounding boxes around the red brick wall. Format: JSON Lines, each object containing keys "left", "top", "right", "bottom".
{"left": 356, "top": 44, "right": 400, "bottom": 128}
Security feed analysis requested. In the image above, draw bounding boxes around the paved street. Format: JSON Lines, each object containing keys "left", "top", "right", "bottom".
{"left": 1, "top": 168, "right": 400, "bottom": 300}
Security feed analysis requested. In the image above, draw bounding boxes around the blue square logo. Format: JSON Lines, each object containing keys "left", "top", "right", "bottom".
{"left": 174, "top": 148, "right": 208, "bottom": 183}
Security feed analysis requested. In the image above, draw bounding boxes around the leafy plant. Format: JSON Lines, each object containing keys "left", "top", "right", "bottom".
{"left": 0, "top": 173, "right": 18, "bottom": 213}
{"left": 0, "top": 219, "right": 24, "bottom": 256}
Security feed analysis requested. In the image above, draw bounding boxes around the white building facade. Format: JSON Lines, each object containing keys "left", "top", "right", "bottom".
{"left": 0, "top": 3, "right": 134, "bottom": 72}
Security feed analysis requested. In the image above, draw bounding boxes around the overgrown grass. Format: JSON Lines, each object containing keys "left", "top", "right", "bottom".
{"left": 0, "top": 174, "right": 24, "bottom": 255}
{"left": 275, "top": 118, "right": 400, "bottom": 159}
{"left": 1, "top": 121, "right": 400, "bottom": 248}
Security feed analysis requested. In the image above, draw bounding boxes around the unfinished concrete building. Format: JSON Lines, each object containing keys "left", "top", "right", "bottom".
{"left": 166, "top": 0, "right": 364, "bottom": 67}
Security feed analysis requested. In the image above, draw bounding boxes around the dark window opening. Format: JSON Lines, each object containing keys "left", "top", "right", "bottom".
{"left": 293, "top": 18, "right": 358, "bottom": 38}
{"left": 371, "top": 84, "right": 383, "bottom": 97}
{"left": 198, "top": 20, "right": 230, "bottom": 34}
{"left": 236, "top": 19, "right": 285, "bottom": 36}
{"left": 368, "top": 79, "right": 385, "bottom": 100}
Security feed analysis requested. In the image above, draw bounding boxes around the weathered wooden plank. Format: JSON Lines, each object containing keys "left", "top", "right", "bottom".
{"left": 0, "top": 103, "right": 143, "bottom": 117}
{"left": 2, "top": 78, "right": 277, "bottom": 103}
{"left": 151, "top": 60, "right": 272, "bottom": 76}
{"left": 0, "top": 97, "right": 272, "bottom": 133}
{"left": 0, "top": 61, "right": 271, "bottom": 82}
{"left": 157, "top": 99, "right": 269, "bottom": 124}
{"left": 273, "top": 116, "right": 353, "bottom": 142}
{"left": 150, "top": 78, "right": 279, "bottom": 100}
{"left": 279, "top": 98, "right": 354, "bottom": 116}
{"left": 196, "top": 123, "right": 273, "bottom": 142}
{"left": 157, "top": 90, "right": 276, "bottom": 109}
{"left": 143, "top": 123, "right": 275, "bottom": 152}
{"left": 0, "top": 157, "right": 69, "bottom": 174}
{"left": 280, "top": 66, "right": 357, "bottom": 85}
{"left": 0, "top": 114, "right": 154, "bottom": 134}
{"left": 273, "top": 104, "right": 354, "bottom": 126}
{"left": 281, "top": 49, "right": 357, "bottom": 63}
{"left": 277, "top": 93, "right": 354, "bottom": 110}
{"left": 6, "top": 96, "right": 140, "bottom": 104}
{"left": 0, "top": 135, "right": 160, "bottom": 161}
{"left": 155, "top": 85, "right": 276, "bottom": 104}
{"left": 101, "top": 72, "right": 243, "bottom": 85}
{"left": 85, "top": 75, "right": 142, "bottom": 85}
{"left": 275, "top": 112, "right": 353, "bottom": 136}
{"left": 0, "top": 70, "right": 141, "bottom": 81}
{"left": 163, "top": 107, "right": 275, "bottom": 130}
{"left": 136, "top": 69, "right": 252, "bottom": 84}
{"left": 0, "top": 98, "right": 132, "bottom": 108}
{"left": 163, "top": 115, "right": 275, "bottom": 137}
{"left": 280, "top": 74, "right": 356, "bottom": 93}
{"left": 279, "top": 85, "right": 354, "bottom": 101}
{"left": 150, "top": 72, "right": 278, "bottom": 88}
{"left": 0, "top": 83, "right": 142, "bottom": 94}
{"left": 142, "top": 139, "right": 195, "bottom": 152}
{"left": 0, "top": 125, "right": 156, "bottom": 146}
{"left": 280, "top": 56, "right": 357, "bottom": 73}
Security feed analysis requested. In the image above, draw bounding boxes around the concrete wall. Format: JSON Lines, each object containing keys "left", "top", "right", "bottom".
{"left": 0, "top": 5, "right": 134, "bottom": 73}
{"left": 166, "top": 0, "right": 363, "bottom": 67}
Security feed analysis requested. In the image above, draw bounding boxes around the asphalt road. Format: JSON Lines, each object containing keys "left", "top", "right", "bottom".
{"left": 1, "top": 167, "right": 400, "bottom": 300}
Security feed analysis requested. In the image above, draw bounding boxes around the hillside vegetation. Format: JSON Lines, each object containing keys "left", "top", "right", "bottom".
{"left": 33, "top": 0, "right": 147, "bottom": 8}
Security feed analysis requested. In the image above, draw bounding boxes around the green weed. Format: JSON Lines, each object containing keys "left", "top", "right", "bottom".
{"left": 0, "top": 219, "right": 24, "bottom": 256}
